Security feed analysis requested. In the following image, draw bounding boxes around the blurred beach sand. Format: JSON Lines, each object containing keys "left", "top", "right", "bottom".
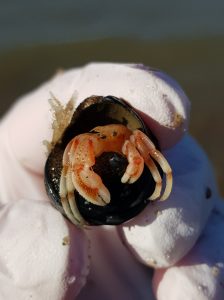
{"left": 0, "top": 38, "right": 223, "bottom": 195}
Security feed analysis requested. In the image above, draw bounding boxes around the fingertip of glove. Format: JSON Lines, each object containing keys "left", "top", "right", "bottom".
{"left": 0, "top": 199, "right": 90, "bottom": 300}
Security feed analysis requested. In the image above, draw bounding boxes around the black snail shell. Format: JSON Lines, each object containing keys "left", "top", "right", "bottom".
{"left": 45, "top": 95, "right": 161, "bottom": 225}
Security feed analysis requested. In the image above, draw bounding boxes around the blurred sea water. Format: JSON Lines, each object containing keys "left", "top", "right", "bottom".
{"left": 1, "top": 0, "right": 224, "bottom": 49}
{"left": 0, "top": 0, "right": 223, "bottom": 195}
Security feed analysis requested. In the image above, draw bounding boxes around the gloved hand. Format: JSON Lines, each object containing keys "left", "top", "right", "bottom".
{"left": 0, "top": 63, "right": 223, "bottom": 300}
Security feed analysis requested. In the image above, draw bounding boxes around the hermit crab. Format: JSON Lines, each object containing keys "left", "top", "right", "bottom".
{"left": 45, "top": 95, "right": 172, "bottom": 226}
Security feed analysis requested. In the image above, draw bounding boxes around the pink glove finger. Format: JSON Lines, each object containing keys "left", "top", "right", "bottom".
{"left": 0, "top": 126, "right": 45, "bottom": 205}
{"left": 0, "top": 63, "right": 190, "bottom": 176}
{"left": 0, "top": 68, "right": 82, "bottom": 175}
{"left": 152, "top": 199, "right": 224, "bottom": 300}
{"left": 119, "top": 134, "right": 218, "bottom": 268}
{"left": 0, "top": 199, "right": 89, "bottom": 300}
{"left": 78, "top": 226, "right": 155, "bottom": 300}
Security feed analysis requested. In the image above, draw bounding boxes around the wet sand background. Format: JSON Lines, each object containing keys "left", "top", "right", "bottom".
{"left": 0, "top": 37, "right": 223, "bottom": 196}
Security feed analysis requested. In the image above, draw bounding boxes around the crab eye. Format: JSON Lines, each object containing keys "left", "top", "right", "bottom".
{"left": 44, "top": 95, "right": 169, "bottom": 226}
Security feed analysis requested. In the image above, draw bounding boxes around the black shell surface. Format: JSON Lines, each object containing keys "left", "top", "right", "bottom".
{"left": 44, "top": 95, "right": 160, "bottom": 225}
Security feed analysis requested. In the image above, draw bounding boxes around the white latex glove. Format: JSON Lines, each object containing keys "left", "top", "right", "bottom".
{"left": 0, "top": 63, "right": 222, "bottom": 300}
{"left": 153, "top": 199, "right": 224, "bottom": 300}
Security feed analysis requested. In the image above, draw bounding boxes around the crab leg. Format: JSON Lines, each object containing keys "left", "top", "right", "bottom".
{"left": 62, "top": 140, "right": 74, "bottom": 165}
{"left": 121, "top": 140, "right": 144, "bottom": 184}
{"left": 59, "top": 166, "right": 83, "bottom": 226}
{"left": 149, "top": 149, "right": 173, "bottom": 201}
{"left": 72, "top": 165, "right": 110, "bottom": 206}
{"left": 71, "top": 136, "right": 111, "bottom": 206}
{"left": 132, "top": 130, "right": 173, "bottom": 201}
{"left": 60, "top": 139, "right": 86, "bottom": 225}
{"left": 131, "top": 136, "right": 163, "bottom": 200}
{"left": 66, "top": 169, "right": 86, "bottom": 225}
